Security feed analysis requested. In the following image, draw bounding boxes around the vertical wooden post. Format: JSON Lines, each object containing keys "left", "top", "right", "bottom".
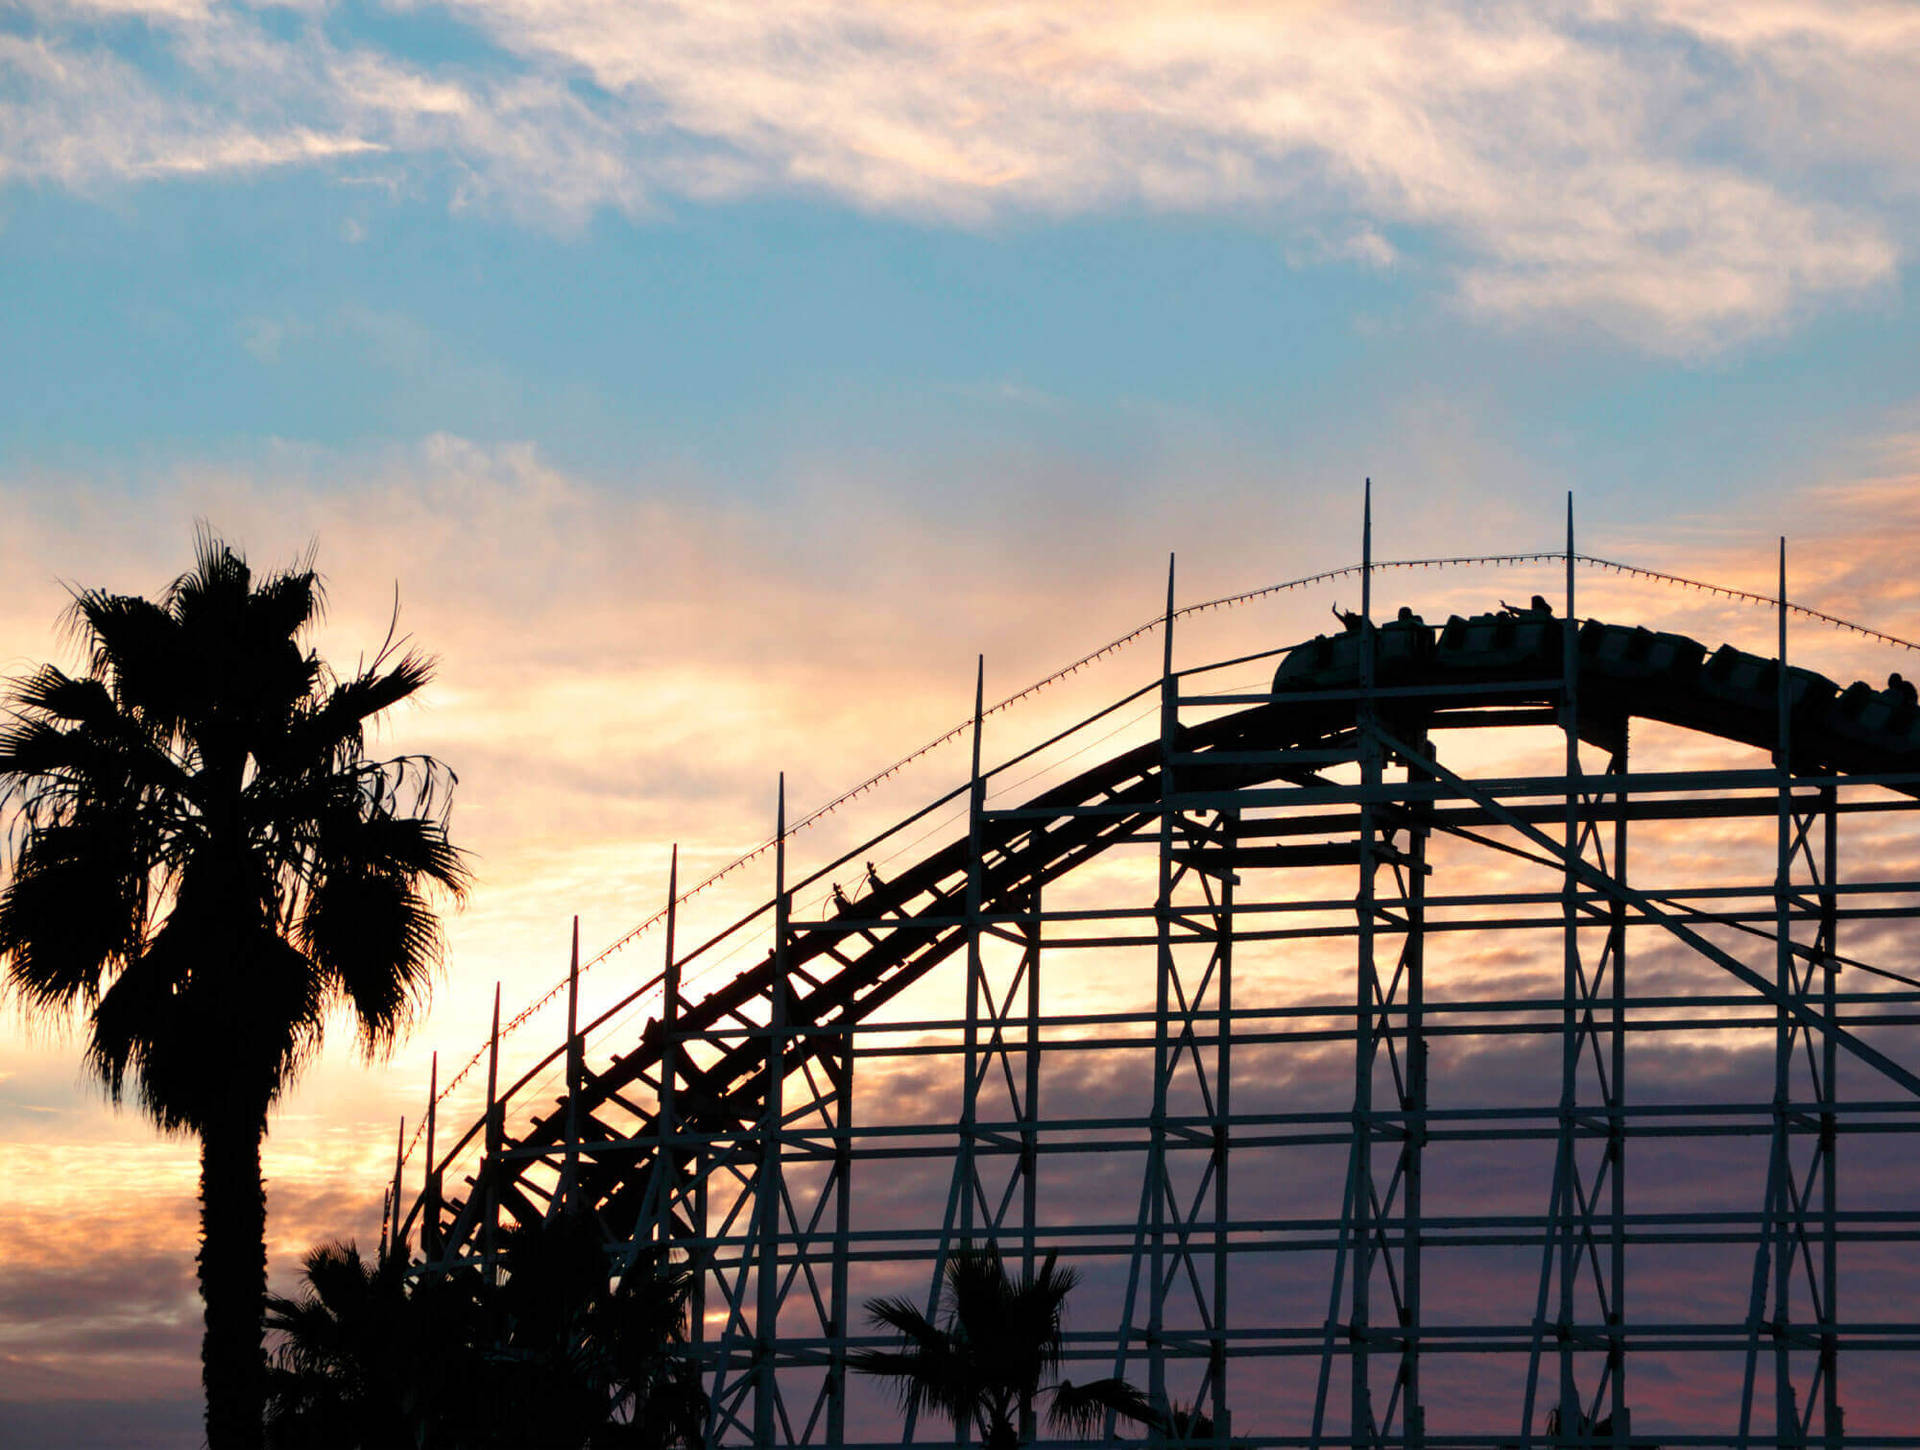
{"left": 1213, "top": 809, "right": 1236, "bottom": 1449}
{"left": 1820, "top": 784, "right": 1841, "bottom": 1447}
{"left": 661, "top": 848, "right": 705, "bottom": 1351}
{"left": 1402, "top": 785, "right": 1429, "bottom": 1450}
{"left": 1738, "top": 541, "right": 1796, "bottom": 1450}
{"left": 1023, "top": 887, "right": 1042, "bottom": 1287}
{"left": 659, "top": 845, "right": 682, "bottom": 1247}
{"left": 1609, "top": 740, "right": 1631, "bottom": 1449}
{"left": 1149, "top": 552, "right": 1176, "bottom": 1428}
{"left": 961, "top": 656, "right": 986, "bottom": 1245}
{"left": 1353, "top": 479, "right": 1377, "bottom": 1447}
{"left": 564, "top": 915, "right": 581, "bottom": 1212}
{"left": 387, "top": 1115, "right": 406, "bottom": 1260}
{"left": 423, "top": 1052, "right": 441, "bottom": 1262}
{"left": 1314, "top": 480, "right": 1377, "bottom": 1449}
{"left": 828, "top": 991, "right": 854, "bottom": 1447}
{"left": 484, "top": 984, "right": 502, "bottom": 1280}
{"left": 1558, "top": 494, "right": 1581, "bottom": 1437}
{"left": 755, "top": 778, "right": 789, "bottom": 1447}
{"left": 1773, "top": 540, "right": 1796, "bottom": 1444}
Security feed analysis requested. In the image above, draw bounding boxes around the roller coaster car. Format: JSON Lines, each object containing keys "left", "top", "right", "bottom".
{"left": 1824, "top": 680, "right": 1920, "bottom": 763}
{"left": 1433, "top": 610, "right": 1561, "bottom": 676}
{"left": 1270, "top": 610, "right": 1434, "bottom": 693}
{"left": 1696, "top": 645, "right": 1838, "bottom": 725}
{"left": 1576, "top": 621, "right": 1705, "bottom": 684}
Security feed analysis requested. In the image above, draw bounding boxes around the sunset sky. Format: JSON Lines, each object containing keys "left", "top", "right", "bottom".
{"left": 5, "top": 2, "right": 1920, "bottom": 1446}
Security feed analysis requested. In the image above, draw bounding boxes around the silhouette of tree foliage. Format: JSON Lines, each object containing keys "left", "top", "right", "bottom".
{"left": 1155, "top": 1400, "right": 1249, "bottom": 1448}
{"left": 0, "top": 533, "right": 467, "bottom": 1450}
{"left": 852, "top": 1242, "right": 1153, "bottom": 1449}
{"left": 265, "top": 1215, "right": 706, "bottom": 1450}
{"left": 264, "top": 1241, "right": 488, "bottom": 1450}
{"left": 475, "top": 1210, "right": 707, "bottom": 1450}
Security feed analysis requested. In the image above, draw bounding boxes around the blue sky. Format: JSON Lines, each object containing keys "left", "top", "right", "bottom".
{"left": 5, "top": 0, "right": 1919, "bottom": 522}
{"left": 6, "top": 182, "right": 1915, "bottom": 503}
{"left": 5, "top": 2, "right": 1920, "bottom": 1442}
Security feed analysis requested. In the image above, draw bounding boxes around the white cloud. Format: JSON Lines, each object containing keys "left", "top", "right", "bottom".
{"left": 414, "top": 0, "right": 1911, "bottom": 348}
{"left": 0, "top": 14, "right": 639, "bottom": 225}
{"left": 2, "top": 2, "right": 1917, "bottom": 347}
{"left": 0, "top": 31, "right": 376, "bottom": 186}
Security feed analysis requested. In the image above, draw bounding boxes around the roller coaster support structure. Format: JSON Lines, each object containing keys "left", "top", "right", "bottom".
{"left": 401, "top": 536, "right": 1920, "bottom": 1448}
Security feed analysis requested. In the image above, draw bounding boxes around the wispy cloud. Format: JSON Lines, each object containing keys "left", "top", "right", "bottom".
{"left": 4, "top": 2, "right": 1915, "bottom": 348}
{"left": 0, "top": 11, "right": 636, "bottom": 225}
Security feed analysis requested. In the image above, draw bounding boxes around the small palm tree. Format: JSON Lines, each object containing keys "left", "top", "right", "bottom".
{"left": 581, "top": 1252, "right": 710, "bottom": 1450}
{"left": 0, "top": 535, "right": 467, "bottom": 1450}
{"left": 268, "top": 1216, "right": 707, "bottom": 1450}
{"left": 1158, "top": 1401, "right": 1238, "bottom": 1448}
{"left": 853, "top": 1243, "right": 1154, "bottom": 1449}
{"left": 264, "top": 1240, "right": 408, "bottom": 1450}
{"left": 264, "top": 1240, "right": 486, "bottom": 1450}
{"left": 477, "top": 1209, "right": 707, "bottom": 1450}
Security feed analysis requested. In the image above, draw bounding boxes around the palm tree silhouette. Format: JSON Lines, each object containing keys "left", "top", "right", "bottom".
{"left": 264, "top": 1240, "right": 408, "bottom": 1449}
{"left": 264, "top": 1222, "right": 705, "bottom": 1450}
{"left": 479, "top": 1209, "right": 707, "bottom": 1449}
{"left": 853, "top": 1242, "right": 1154, "bottom": 1449}
{"left": 0, "top": 535, "right": 467, "bottom": 1450}
{"left": 264, "top": 1239, "right": 485, "bottom": 1450}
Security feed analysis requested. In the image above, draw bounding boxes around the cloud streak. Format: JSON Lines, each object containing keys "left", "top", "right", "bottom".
{"left": 5, "top": 1, "right": 1916, "bottom": 348}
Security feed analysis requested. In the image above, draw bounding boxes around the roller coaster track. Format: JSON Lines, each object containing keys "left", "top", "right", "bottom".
{"left": 424, "top": 677, "right": 1341, "bottom": 1252}
{"left": 405, "top": 551, "right": 1920, "bottom": 1146}
{"left": 407, "top": 604, "right": 1920, "bottom": 1447}
{"left": 414, "top": 611, "right": 1920, "bottom": 1252}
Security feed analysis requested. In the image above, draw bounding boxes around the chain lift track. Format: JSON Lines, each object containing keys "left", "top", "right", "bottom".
{"left": 398, "top": 562, "right": 1920, "bottom": 1449}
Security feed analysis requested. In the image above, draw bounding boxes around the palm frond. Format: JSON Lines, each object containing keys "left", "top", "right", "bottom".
{"left": 1159, "top": 1401, "right": 1220, "bottom": 1446}
{"left": 67, "top": 589, "right": 186, "bottom": 726}
{"left": 245, "top": 556, "right": 325, "bottom": 648}
{"left": 1046, "top": 1375, "right": 1157, "bottom": 1439}
{"left": 87, "top": 887, "right": 328, "bottom": 1125}
{"left": 864, "top": 1294, "right": 945, "bottom": 1347}
{"left": 0, "top": 714, "right": 190, "bottom": 817}
{"left": 855, "top": 1294, "right": 976, "bottom": 1431}
{"left": 302, "top": 652, "right": 438, "bottom": 755}
{"left": 296, "top": 862, "right": 448, "bottom": 1055}
{"left": 0, "top": 818, "right": 148, "bottom": 1014}
{"left": 9, "top": 666, "right": 115, "bottom": 728}
{"left": 84, "top": 939, "right": 179, "bottom": 1109}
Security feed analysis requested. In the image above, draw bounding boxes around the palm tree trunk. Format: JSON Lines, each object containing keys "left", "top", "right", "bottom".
{"left": 200, "top": 1105, "right": 268, "bottom": 1450}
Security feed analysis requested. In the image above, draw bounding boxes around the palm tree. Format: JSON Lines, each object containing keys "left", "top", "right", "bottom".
{"left": 264, "top": 1240, "right": 409, "bottom": 1450}
{"left": 265, "top": 1217, "right": 706, "bottom": 1450}
{"left": 264, "top": 1239, "right": 487, "bottom": 1450}
{"left": 0, "top": 534, "right": 467, "bottom": 1450}
{"left": 477, "top": 1209, "right": 708, "bottom": 1450}
{"left": 853, "top": 1243, "right": 1154, "bottom": 1449}
{"left": 1157, "top": 1401, "right": 1241, "bottom": 1448}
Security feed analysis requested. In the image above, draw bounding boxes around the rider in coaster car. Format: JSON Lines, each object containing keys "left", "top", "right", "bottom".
{"left": 1499, "top": 595, "right": 1554, "bottom": 617}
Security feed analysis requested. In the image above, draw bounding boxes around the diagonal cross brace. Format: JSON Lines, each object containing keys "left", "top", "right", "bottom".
{"left": 1367, "top": 723, "right": 1920, "bottom": 1103}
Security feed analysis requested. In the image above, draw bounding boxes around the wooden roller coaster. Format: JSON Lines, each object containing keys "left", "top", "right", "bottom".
{"left": 398, "top": 558, "right": 1920, "bottom": 1448}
